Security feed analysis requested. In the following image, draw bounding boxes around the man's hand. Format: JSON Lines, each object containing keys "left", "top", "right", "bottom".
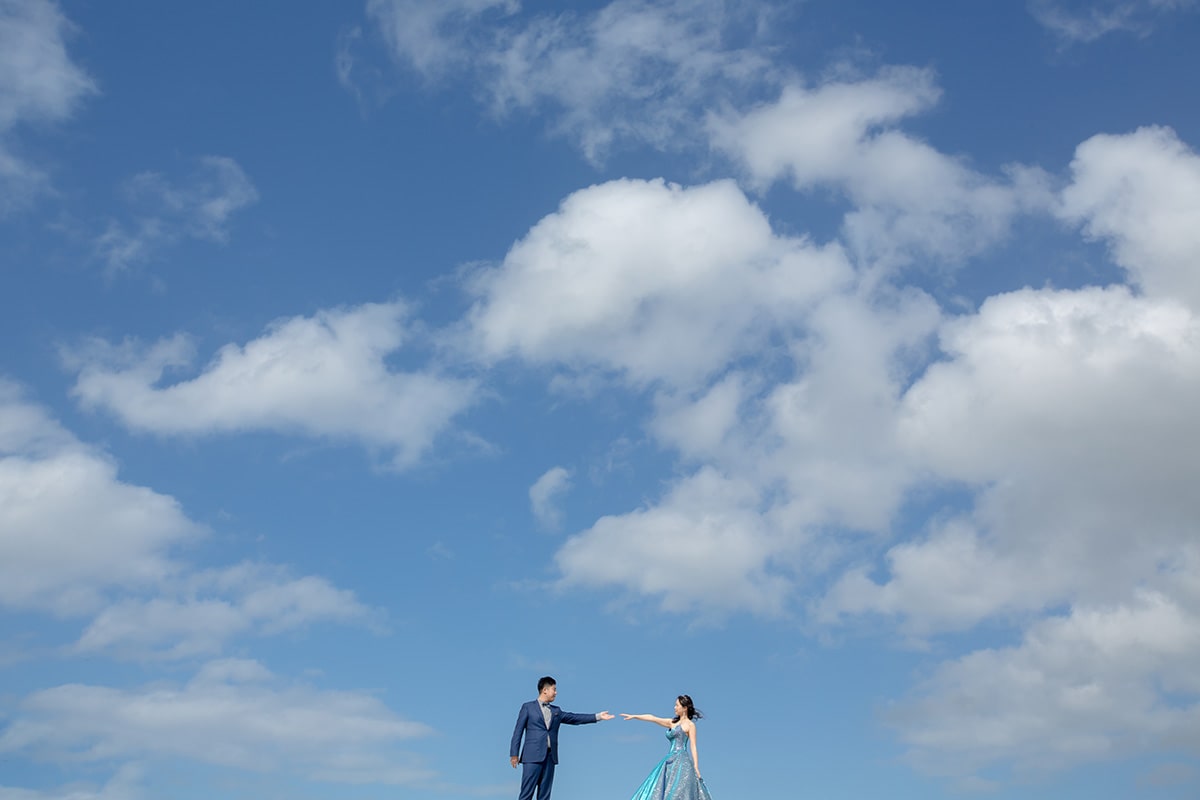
{"left": 510, "top": 756, "right": 519, "bottom": 768}
{"left": 597, "top": 711, "right": 614, "bottom": 720}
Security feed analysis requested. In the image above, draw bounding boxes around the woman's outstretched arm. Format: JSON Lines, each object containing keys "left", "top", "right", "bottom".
{"left": 620, "top": 713, "right": 674, "bottom": 728}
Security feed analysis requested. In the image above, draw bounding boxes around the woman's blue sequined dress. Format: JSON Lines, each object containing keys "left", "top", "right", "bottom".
{"left": 629, "top": 725, "right": 713, "bottom": 800}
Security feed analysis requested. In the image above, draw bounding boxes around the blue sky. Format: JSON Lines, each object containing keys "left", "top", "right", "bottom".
{"left": 2, "top": 1, "right": 1200, "bottom": 798}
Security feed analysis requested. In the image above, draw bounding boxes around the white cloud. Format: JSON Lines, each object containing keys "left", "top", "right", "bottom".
{"left": 0, "top": 0, "right": 95, "bottom": 212}
{"left": 0, "top": 380, "right": 377, "bottom": 658}
{"left": 1060, "top": 126, "right": 1200, "bottom": 310}
{"left": 555, "top": 467, "right": 792, "bottom": 616}
{"left": 0, "top": 380, "right": 199, "bottom": 615}
{"left": 70, "top": 301, "right": 479, "bottom": 468}
{"left": 365, "top": 0, "right": 778, "bottom": 160}
{"left": 709, "top": 68, "right": 1053, "bottom": 266}
{"left": 648, "top": 372, "right": 748, "bottom": 461}
{"left": 463, "top": 177, "right": 852, "bottom": 388}
{"left": 755, "top": 288, "right": 941, "bottom": 534}
{"left": 1029, "top": 0, "right": 1198, "bottom": 43}
{"left": 889, "top": 584, "right": 1200, "bottom": 777}
{"left": 820, "top": 283, "right": 1200, "bottom": 633}
{"left": 366, "top": 0, "right": 518, "bottom": 77}
{"left": 809, "top": 283, "right": 1200, "bottom": 775}
{"left": 0, "top": 659, "right": 435, "bottom": 785}
{"left": 653, "top": 285, "right": 943, "bottom": 534}
{"left": 94, "top": 156, "right": 259, "bottom": 273}
{"left": 529, "top": 466, "right": 572, "bottom": 531}
{"left": 557, "top": 284, "right": 942, "bottom": 618}
{"left": 708, "top": 67, "right": 943, "bottom": 190}
{"left": 74, "top": 563, "right": 378, "bottom": 659}
{"left": 462, "top": 171, "right": 944, "bottom": 619}
{"left": 782, "top": 122, "right": 1200, "bottom": 777}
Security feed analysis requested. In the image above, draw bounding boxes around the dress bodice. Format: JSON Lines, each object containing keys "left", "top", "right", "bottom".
{"left": 666, "top": 725, "right": 690, "bottom": 756}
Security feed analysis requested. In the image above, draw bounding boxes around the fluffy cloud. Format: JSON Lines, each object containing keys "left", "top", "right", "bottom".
{"left": 555, "top": 467, "right": 792, "bottom": 616}
{"left": 94, "top": 156, "right": 259, "bottom": 273}
{"left": 890, "top": 583, "right": 1200, "bottom": 777}
{"left": 70, "top": 302, "right": 479, "bottom": 468}
{"left": 807, "top": 130, "right": 1200, "bottom": 773}
{"left": 464, "top": 172, "right": 945, "bottom": 618}
{"left": 0, "top": 659, "right": 434, "bottom": 785}
{"left": 0, "top": 0, "right": 95, "bottom": 211}
{"left": 755, "top": 288, "right": 941, "bottom": 533}
{"left": 654, "top": 286, "right": 942, "bottom": 528}
{"left": 463, "top": 177, "right": 851, "bottom": 387}
{"left": 0, "top": 380, "right": 376, "bottom": 656}
{"left": 363, "top": 0, "right": 776, "bottom": 160}
{"left": 1060, "top": 126, "right": 1200, "bottom": 310}
{"left": 557, "top": 285, "right": 942, "bottom": 616}
{"left": 709, "top": 68, "right": 1053, "bottom": 266}
{"left": 815, "top": 128, "right": 1200, "bottom": 635}
{"left": 821, "top": 283, "right": 1200, "bottom": 636}
{"left": 0, "top": 380, "right": 198, "bottom": 615}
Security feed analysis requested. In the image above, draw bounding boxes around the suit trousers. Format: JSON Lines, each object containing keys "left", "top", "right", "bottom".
{"left": 518, "top": 752, "right": 555, "bottom": 800}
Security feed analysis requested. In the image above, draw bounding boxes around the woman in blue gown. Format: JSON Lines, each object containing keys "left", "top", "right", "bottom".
{"left": 621, "top": 695, "right": 712, "bottom": 800}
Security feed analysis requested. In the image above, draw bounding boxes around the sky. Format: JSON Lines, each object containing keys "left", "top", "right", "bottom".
{"left": 1, "top": 0, "right": 1199, "bottom": 798}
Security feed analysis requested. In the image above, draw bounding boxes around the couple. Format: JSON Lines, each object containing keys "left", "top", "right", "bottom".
{"left": 510, "top": 676, "right": 712, "bottom": 800}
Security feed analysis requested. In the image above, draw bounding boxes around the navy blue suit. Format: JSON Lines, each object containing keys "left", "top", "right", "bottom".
{"left": 510, "top": 700, "right": 597, "bottom": 800}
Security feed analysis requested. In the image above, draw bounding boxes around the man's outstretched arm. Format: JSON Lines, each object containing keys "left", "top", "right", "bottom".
{"left": 560, "top": 710, "right": 614, "bottom": 724}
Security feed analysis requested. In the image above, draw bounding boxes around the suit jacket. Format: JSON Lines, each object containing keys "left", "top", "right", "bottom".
{"left": 510, "top": 700, "right": 597, "bottom": 765}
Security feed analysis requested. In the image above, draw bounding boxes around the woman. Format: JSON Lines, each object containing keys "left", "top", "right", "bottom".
{"left": 621, "top": 695, "right": 712, "bottom": 800}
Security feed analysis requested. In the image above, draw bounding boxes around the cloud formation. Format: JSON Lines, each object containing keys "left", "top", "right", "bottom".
{"left": 0, "top": 0, "right": 95, "bottom": 212}
{"left": 70, "top": 301, "right": 479, "bottom": 468}
{"left": 1060, "top": 126, "right": 1200, "bottom": 309}
{"left": 0, "top": 659, "right": 435, "bottom": 785}
{"left": 556, "top": 467, "right": 792, "bottom": 616}
{"left": 361, "top": 0, "right": 778, "bottom": 160}
{"left": 0, "top": 380, "right": 198, "bottom": 615}
{"left": 463, "top": 177, "right": 851, "bottom": 387}
{"left": 891, "top": 584, "right": 1200, "bottom": 777}
{"left": 0, "top": 380, "right": 377, "bottom": 657}
{"left": 710, "top": 68, "right": 1053, "bottom": 266}
{"left": 75, "top": 563, "right": 377, "bottom": 659}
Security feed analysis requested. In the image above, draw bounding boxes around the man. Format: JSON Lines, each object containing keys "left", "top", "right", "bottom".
{"left": 510, "top": 676, "right": 613, "bottom": 800}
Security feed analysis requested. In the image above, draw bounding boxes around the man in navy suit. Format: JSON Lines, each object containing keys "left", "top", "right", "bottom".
{"left": 510, "top": 676, "right": 613, "bottom": 800}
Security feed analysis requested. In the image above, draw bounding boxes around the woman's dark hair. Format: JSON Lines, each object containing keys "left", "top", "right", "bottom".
{"left": 673, "top": 694, "right": 703, "bottom": 722}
